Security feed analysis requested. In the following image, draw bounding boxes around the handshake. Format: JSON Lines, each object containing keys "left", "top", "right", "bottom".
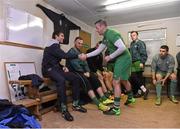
{"left": 78, "top": 53, "right": 87, "bottom": 61}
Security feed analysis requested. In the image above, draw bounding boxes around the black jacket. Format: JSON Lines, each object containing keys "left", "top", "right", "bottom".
{"left": 42, "top": 43, "right": 78, "bottom": 76}
{"left": 37, "top": 4, "right": 80, "bottom": 44}
{"left": 86, "top": 47, "right": 103, "bottom": 72}
{"left": 18, "top": 74, "right": 43, "bottom": 88}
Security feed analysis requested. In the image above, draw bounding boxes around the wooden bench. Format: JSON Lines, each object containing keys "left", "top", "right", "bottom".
{"left": 8, "top": 77, "right": 59, "bottom": 117}
{"left": 9, "top": 80, "right": 41, "bottom": 120}
{"left": 4, "top": 62, "right": 58, "bottom": 120}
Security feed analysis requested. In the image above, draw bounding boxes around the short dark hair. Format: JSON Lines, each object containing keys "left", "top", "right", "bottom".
{"left": 130, "top": 31, "right": 138, "bottom": 35}
{"left": 160, "top": 45, "right": 169, "bottom": 52}
{"left": 52, "top": 31, "right": 63, "bottom": 39}
{"left": 94, "top": 19, "right": 107, "bottom": 26}
{"left": 74, "top": 36, "right": 83, "bottom": 42}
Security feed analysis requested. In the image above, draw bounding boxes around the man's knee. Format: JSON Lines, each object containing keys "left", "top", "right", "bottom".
{"left": 56, "top": 78, "right": 66, "bottom": 86}
{"left": 156, "top": 74, "right": 162, "bottom": 81}
{"left": 169, "top": 73, "right": 177, "bottom": 80}
{"left": 68, "top": 73, "right": 79, "bottom": 82}
{"left": 97, "top": 74, "right": 104, "bottom": 81}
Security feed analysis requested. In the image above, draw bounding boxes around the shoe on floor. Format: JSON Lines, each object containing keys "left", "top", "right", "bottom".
{"left": 102, "top": 98, "right": 114, "bottom": 105}
{"left": 155, "top": 97, "right": 161, "bottom": 106}
{"left": 103, "top": 107, "right": 120, "bottom": 116}
{"left": 133, "top": 93, "right": 142, "bottom": 98}
{"left": 62, "top": 110, "right": 74, "bottom": 121}
{"left": 143, "top": 89, "right": 149, "bottom": 100}
{"left": 98, "top": 103, "right": 110, "bottom": 111}
{"left": 170, "top": 96, "right": 179, "bottom": 104}
{"left": 72, "top": 105, "right": 87, "bottom": 113}
{"left": 124, "top": 98, "right": 136, "bottom": 105}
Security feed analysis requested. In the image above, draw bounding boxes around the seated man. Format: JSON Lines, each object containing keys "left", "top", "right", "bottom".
{"left": 67, "top": 37, "right": 113, "bottom": 111}
{"left": 86, "top": 41, "right": 114, "bottom": 98}
{"left": 151, "top": 45, "right": 179, "bottom": 105}
{"left": 42, "top": 31, "right": 87, "bottom": 122}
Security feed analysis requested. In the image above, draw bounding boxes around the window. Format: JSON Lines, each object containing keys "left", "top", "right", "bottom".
{"left": 128, "top": 28, "right": 167, "bottom": 65}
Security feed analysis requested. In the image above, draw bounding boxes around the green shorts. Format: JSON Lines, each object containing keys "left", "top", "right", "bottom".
{"left": 113, "top": 51, "right": 132, "bottom": 80}
{"left": 156, "top": 71, "right": 167, "bottom": 78}
{"left": 131, "top": 61, "right": 143, "bottom": 72}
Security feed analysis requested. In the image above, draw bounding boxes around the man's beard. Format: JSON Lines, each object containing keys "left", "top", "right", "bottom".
{"left": 160, "top": 55, "right": 166, "bottom": 59}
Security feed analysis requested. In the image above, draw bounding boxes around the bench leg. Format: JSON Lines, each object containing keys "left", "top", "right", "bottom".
{"left": 35, "top": 104, "right": 42, "bottom": 121}
{"left": 29, "top": 104, "right": 42, "bottom": 121}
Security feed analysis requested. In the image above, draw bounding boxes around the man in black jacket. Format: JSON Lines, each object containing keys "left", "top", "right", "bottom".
{"left": 86, "top": 41, "right": 114, "bottom": 97}
{"left": 42, "top": 31, "right": 87, "bottom": 122}
{"left": 86, "top": 41, "right": 104, "bottom": 72}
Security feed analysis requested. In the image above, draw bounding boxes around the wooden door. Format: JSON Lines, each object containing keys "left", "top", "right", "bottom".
{"left": 79, "top": 30, "right": 91, "bottom": 53}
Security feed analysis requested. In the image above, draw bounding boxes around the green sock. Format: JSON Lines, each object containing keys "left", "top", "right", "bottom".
{"left": 156, "top": 81, "right": 162, "bottom": 98}
{"left": 170, "top": 80, "right": 177, "bottom": 96}
{"left": 73, "top": 100, "right": 79, "bottom": 106}
{"left": 104, "top": 92, "right": 111, "bottom": 98}
{"left": 101, "top": 95, "right": 107, "bottom": 101}
{"left": 127, "top": 90, "right": 133, "bottom": 99}
{"left": 114, "top": 97, "right": 120, "bottom": 108}
{"left": 92, "top": 97, "right": 100, "bottom": 106}
{"left": 61, "top": 103, "right": 67, "bottom": 112}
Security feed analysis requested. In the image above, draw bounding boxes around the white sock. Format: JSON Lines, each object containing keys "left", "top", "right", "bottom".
{"left": 138, "top": 90, "right": 142, "bottom": 94}
{"left": 140, "top": 85, "right": 147, "bottom": 92}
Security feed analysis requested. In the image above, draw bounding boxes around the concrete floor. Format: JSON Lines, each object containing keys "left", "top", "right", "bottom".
{"left": 40, "top": 94, "right": 180, "bottom": 128}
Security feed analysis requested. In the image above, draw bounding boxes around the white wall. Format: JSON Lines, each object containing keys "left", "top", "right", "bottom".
{"left": 0, "top": 0, "right": 94, "bottom": 100}
{"left": 0, "top": 0, "right": 5, "bottom": 40}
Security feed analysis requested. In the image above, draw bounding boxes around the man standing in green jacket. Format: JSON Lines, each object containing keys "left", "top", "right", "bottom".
{"left": 129, "top": 31, "right": 149, "bottom": 100}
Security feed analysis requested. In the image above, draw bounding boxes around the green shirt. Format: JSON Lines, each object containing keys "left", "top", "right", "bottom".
{"left": 129, "top": 39, "right": 147, "bottom": 64}
{"left": 67, "top": 47, "right": 90, "bottom": 73}
{"left": 102, "top": 28, "right": 130, "bottom": 56}
{"left": 102, "top": 29, "right": 132, "bottom": 80}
